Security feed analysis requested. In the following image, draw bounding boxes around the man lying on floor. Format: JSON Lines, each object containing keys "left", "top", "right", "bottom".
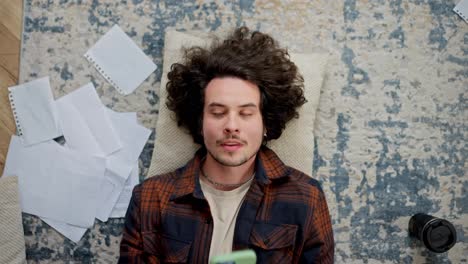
{"left": 119, "top": 27, "right": 334, "bottom": 264}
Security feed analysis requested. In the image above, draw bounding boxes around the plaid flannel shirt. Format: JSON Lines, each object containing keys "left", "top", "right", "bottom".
{"left": 119, "top": 146, "right": 334, "bottom": 263}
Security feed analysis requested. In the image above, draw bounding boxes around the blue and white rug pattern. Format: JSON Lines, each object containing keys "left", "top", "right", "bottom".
{"left": 20, "top": 0, "right": 467, "bottom": 262}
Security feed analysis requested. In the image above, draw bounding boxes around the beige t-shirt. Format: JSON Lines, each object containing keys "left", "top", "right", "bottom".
{"left": 200, "top": 175, "right": 254, "bottom": 261}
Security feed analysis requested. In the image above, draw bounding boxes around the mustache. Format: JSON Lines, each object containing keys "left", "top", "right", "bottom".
{"left": 215, "top": 135, "right": 247, "bottom": 145}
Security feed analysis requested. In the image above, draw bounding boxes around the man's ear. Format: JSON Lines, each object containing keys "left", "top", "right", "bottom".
{"left": 262, "top": 128, "right": 268, "bottom": 146}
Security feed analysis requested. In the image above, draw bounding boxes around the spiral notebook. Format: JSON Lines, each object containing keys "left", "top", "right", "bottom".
{"left": 84, "top": 25, "right": 157, "bottom": 95}
{"left": 454, "top": 0, "right": 468, "bottom": 22}
{"left": 7, "top": 76, "right": 61, "bottom": 146}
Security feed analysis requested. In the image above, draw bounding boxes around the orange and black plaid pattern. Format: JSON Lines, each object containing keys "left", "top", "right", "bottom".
{"left": 119, "top": 146, "right": 334, "bottom": 263}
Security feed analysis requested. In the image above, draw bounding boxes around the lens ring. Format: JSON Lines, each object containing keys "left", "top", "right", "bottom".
{"left": 420, "top": 217, "right": 439, "bottom": 240}
{"left": 422, "top": 218, "right": 457, "bottom": 253}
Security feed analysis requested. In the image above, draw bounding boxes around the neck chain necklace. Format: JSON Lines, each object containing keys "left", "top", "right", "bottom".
{"left": 199, "top": 158, "right": 255, "bottom": 188}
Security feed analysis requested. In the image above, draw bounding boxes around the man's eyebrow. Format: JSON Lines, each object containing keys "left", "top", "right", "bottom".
{"left": 207, "top": 102, "right": 226, "bottom": 108}
{"left": 239, "top": 103, "right": 257, "bottom": 108}
{"left": 207, "top": 102, "right": 258, "bottom": 108}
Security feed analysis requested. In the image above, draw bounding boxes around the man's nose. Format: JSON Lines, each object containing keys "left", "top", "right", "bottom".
{"left": 223, "top": 115, "right": 240, "bottom": 134}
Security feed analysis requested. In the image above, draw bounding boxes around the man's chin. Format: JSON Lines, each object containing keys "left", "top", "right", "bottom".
{"left": 209, "top": 152, "right": 247, "bottom": 167}
{"left": 215, "top": 157, "right": 247, "bottom": 167}
{"left": 214, "top": 150, "right": 262, "bottom": 167}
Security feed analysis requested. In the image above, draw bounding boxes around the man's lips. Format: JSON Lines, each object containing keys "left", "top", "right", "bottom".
{"left": 221, "top": 144, "right": 242, "bottom": 151}
{"left": 219, "top": 140, "right": 244, "bottom": 151}
{"left": 221, "top": 140, "right": 242, "bottom": 146}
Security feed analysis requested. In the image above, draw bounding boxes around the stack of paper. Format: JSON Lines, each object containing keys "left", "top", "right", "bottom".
{"left": 4, "top": 136, "right": 106, "bottom": 228}
{"left": 2, "top": 24, "right": 155, "bottom": 243}
{"left": 3, "top": 80, "right": 151, "bottom": 243}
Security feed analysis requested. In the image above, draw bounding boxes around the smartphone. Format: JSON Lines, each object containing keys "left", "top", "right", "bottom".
{"left": 209, "top": 249, "right": 257, "bottom": 264}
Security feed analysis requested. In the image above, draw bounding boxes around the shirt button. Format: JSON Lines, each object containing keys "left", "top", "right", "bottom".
{"left": 264, "top": 239, "right": 270, "bottom": 245}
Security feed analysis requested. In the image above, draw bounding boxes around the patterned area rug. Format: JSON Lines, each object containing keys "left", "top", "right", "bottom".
{"left": 19, "top": 0, "right": 466, "bottom": 262}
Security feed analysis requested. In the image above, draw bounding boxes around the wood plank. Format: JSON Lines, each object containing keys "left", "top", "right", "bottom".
{"left": 0, "top": 0, "right": 23, "bottom": 40}
{"left": 0, "top": 20, "right": 21, "bottom": 78}
{"left": 0, "top": 124, "right": 14, "bottom": 175}
{"left": 0, "top": 66, "right": 17, "bottom": 134}
{"left": 0, "top": 4, "right": 21, "bottom": 81}
{"left": 0, "top": 77, "right": 16, "bottom": 176}
{"left": 0, "top": 0, "right": 22, "bottom": 174}
{"left": 0, "top": 64, "right": 16, "bottom": 85}
{"left": 0, "top": 22, "right": 21, "bottom": 54}
{"left": 0, "top": 54, "right": 20, "bottom": 80}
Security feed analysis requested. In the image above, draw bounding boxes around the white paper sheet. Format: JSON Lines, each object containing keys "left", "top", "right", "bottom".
{"left": 95, "top": 109, "right": 151, "bottom": 222}
{"left": 7, "top": 76, "right": 61, "bottom": 146}
{"left": 106, "top": 110, "right": 151, "bottom": 167}
{"left": 41, "top": 217, "right": 88, "bottom": 243}
{"left": 40, "top": 162, "right": 139, "bottom": 243}
{"left": 454, "top": 0, "right": 468, "bottom": 23}
{"left": 109, "top": 163, "right": 140, "bottom": 218}
{"left": 84, "top": 24, "right": 157, "bottom": 95}
{"left": 2, "top": 136, "right": 106, "bottom": 228}
{"left": 56, "top": 82, "right": 122, "bottom": 156}
{"left": 95, "top": 169, "right": 129, "bottom": 222}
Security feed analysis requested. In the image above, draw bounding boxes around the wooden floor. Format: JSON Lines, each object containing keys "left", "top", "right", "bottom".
{"left": 0, "top": 0, "right": 22, "bottom": 175}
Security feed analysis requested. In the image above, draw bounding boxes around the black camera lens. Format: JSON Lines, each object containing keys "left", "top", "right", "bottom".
{"left": 409, "top": 213, "right": 457, "bottom": 253}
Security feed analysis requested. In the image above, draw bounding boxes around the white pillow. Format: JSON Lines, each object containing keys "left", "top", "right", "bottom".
{"left": 0, "top": 176, "right": 27, "bottom": 264}
{"left": 147, "top": 30, "right": 327, "bottom": 177}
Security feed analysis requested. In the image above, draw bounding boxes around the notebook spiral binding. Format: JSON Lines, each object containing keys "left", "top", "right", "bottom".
{"left": 84, "top": 53, "right": 126, "bottom": 94}
{"left": 454, "top": 8, "right": 467, "bottom": 21}
{"left": 7, "top": 89, "right": 23, "bottom": 136}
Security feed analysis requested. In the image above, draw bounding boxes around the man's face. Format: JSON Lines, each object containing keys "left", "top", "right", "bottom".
{"left": 202, "top": 77, "right": 264, "bottom": 167}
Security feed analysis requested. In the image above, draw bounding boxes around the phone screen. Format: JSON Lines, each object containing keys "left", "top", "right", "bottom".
{"left": 209, "top": 249, "right": 256, "bottom": 264}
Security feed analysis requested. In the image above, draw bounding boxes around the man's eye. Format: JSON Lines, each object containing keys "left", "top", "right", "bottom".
{"left": 212, "top": 112, "right": 224, "bottom": 117}
{"left": 241, "top": 112, "right": 253, "bottom": 116}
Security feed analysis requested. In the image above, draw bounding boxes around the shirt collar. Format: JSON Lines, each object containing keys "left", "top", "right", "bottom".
{"left": 170, "top": 145, "right": 290, "bottom": 201}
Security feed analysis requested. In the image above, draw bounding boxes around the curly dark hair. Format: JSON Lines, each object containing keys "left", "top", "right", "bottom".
{"left": 166, "top": 27, "right": 306, "bottom": 145}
